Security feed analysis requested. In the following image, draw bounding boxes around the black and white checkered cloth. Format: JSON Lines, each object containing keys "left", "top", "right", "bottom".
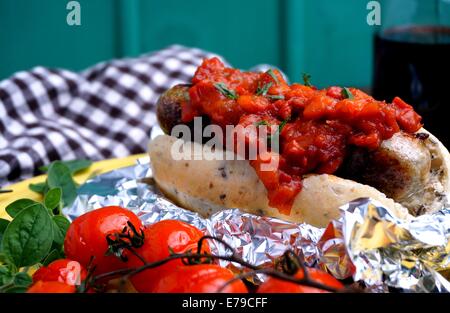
{"left": 0, "top": 45, "right": 224, "bottom": 186}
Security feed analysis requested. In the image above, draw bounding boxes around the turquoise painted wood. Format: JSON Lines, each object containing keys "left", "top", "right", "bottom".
{"left": 139, "top": 0, "right": 282, "bottom": 73}
{"left": 299, "top": 0, "right": 376, "bottom": 87}
{"left": 0, "top": 0, "right": 119, "bottom": 78}
{"left": 0, "top": 0, "right": 376, "bottom": 88}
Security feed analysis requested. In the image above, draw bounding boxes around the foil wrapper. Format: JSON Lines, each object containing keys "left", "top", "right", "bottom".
{"left": 65, "top": 157, "right": 450, "bottom": 292}
{"left": 339, "top": 199, "right": 450, "bottom": 292}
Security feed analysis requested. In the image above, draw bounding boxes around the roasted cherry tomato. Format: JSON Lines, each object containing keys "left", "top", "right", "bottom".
{"left": 128, "top": 220, "right": 210, "bottom": 293}
{"left": 33, "top": 259, "right": 87, "bottom": 286}
{"left": 151, "top": 264, "right": 247, "bottom": 293}
{"left": 257, "top": 267, "right": 343, "bottom": 293}
{"left": 64, "top": 206, "right": 143, "bottom": 275}
{"left": 27, "top": 281, "right": 76, "bottom": 293}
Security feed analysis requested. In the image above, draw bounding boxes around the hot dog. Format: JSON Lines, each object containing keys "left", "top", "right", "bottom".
{"left": 149, "top": 58, "right": 450, "bottom": 227}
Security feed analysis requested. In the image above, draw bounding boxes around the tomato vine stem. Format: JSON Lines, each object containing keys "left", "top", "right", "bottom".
{"left": 88, "top": 236, "right": 345, "bottom": 293}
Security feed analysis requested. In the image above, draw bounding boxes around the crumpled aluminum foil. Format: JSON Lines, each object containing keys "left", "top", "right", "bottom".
{"left": 206, "top": 209, "right": 323, "bottom": 283}
{"left": 65, "top": 157, "right": 450, "bottom": 292}
{"left": 339, "top": 199, "right": 450, "bottom": 292}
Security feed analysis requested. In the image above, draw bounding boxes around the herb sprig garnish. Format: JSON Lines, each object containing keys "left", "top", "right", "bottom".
{"left": 256, "top": 82, "right": 284, "bottom": 100}
{"left": 259, "top": 69, "right": 285, "bottom": 100}
{"left": 253, "top": 118, "right": 289, "bottom": 149}
{"left": 278, "top": 119, "right": 289, "bottom": 133}
{"left": 263, "top": 118, "right": 290, "bottom": 149}
{"left": 267, "top": 95, "right": 285, "bottom": 101}
{"left": 256, "top": 82, "right": 273, "bottom": 96}
{"left": 30, "top": 159, "right": 92, "bottom": 208}
{"left": 341, "top": 87, "right": 354, "bottom": 100}
{"left": 214, "top": 83, "right": 238, "bottom": 100}
{"left": 255, "top": 120, "right": 270, "bottom": 127}
{"left": 303, "top": 73, "right": 313, "bottom": 87}
{"left": 266, "top": 69, "right": 280, "bottom": 84}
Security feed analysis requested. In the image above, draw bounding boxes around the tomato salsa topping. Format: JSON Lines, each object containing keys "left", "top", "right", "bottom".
{"left": 182, "top": 57, "right": 423, "bottom": 215}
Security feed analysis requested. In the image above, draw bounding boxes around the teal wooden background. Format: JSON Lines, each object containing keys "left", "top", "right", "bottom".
{"left": 0, "top": 0, "right": 376, "bottom": 88}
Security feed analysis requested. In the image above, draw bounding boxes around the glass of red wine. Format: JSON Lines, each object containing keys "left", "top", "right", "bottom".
{"left": 372, "top": 0, "right": 450, "bottom": 146}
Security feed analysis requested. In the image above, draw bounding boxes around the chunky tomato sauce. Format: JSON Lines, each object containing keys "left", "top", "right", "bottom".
{"left": 182, "top": 58, "right": 422, "bottom": 215}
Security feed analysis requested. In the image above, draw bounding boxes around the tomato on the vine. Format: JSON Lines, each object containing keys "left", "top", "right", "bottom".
{"left": 257, "top": 267, "right": 343, "bottom": 293}
{"left": 64, "top": 206, "right": 144, "bottom": 275}
{"left": 27, "top": 281, "right": 76, "bottom": 293}
{"left": 151, "top": 264, "right": 247, "bottom": 293}
{"left": 33, "top": 259, "right": 87, "bottom": 286}
{"left": 128, "top": 220, "right": 210, "bottom": 292}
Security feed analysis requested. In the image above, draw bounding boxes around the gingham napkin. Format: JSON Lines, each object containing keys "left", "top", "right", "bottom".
{"left": 0, "top": 45, "right": 222, "bottom": 186}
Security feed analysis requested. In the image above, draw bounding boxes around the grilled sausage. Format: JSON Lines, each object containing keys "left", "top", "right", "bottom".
{"left": 340, "top": 131, "right": 449, "bottom": 215}
{"left": 153, "top": 86, "right": 450, "bottom": 219}
{"left": 157, "top": 84, "right": 191, "bottom": 135}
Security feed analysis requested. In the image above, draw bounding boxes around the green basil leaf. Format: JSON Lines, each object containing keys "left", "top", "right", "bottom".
{"left": 13, "top": 272, "right": 32, "bottom": 287}
{"left": 44, "top": 187, "right": 62, "bottom": 212}
{"left": 0, "top": 265, "right": 14, "bottom": 286}
{"left": 3, "top": 285, "right": 29, "bottom": 293}
{"left": 29, "top": 182, "right": 48, "bottom": 195}
{"left": 0, "top": 253, "right": 9, "bottom": 264}
{"left": 39, "top": 159, "right": 92, "bottom": 175}
{"left": 0, "top": 218, "right": 9, "bottom": 235}
{"left": 0, "top": 265, "right": 9, "bottom": 275}
{"left": 5, "top": 199, "right": 37, "bottom": 218}
{"left": 47, "top": 161, "right": 78, "bottom": 208}
{"left": 52, "top": 215, "right": 70, "bottom": 246}
{"left": 2, "top": 203, "right": 53, "bottom": 268}
{"left": 41, "top": 249, "right": 64, "bottom": 266}
{"left": 0, "top": 218, "right": 10, "bottom": 250}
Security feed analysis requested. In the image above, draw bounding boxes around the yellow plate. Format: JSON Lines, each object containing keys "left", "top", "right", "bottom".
{"left": 0, "top": 154, "right": 146, "bottom": 220}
